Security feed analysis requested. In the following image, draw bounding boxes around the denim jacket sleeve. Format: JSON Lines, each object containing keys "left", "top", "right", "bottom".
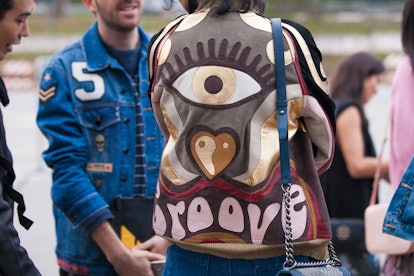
{"left": 383, "top": 156, "right": 414, "bottom": 241}
{"left": 36, "top": 52, "right": 112, "bottom": 233}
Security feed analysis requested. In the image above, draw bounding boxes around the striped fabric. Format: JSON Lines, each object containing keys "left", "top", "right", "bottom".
{"left": 134, "top": 89, "right": 146, "bottom": 196}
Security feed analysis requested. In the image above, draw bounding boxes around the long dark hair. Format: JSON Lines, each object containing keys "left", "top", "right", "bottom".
{"left": 0, "top": 0, "right": 14, "bottom": 21}
{"left": 164, "top": 0, "right": 266, "bottom": 15}
{"left": 402, "top": 0, "right": 414, "bottom": 69}
{"left": 329, "top": 52, "right": 384, "bottom": 122}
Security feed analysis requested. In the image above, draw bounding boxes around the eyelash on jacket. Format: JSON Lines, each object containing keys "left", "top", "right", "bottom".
{"left": 160, "top": 37, "right": 275, "bottom": 107}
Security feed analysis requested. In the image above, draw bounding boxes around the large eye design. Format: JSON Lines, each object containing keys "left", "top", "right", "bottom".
{"left": 162, "top": 39, "right": 274, "bottom": 108}
{"left": 172, "top": 65, "right": 261, "bottom": 106}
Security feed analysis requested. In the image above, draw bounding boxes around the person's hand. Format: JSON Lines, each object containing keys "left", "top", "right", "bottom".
{"left": 111, "top": 247, "right": 165, "bottom": 276}
{"left": 136, "top": 235, "right": 169, "bottom": 256}
{"left": 90, "top": 222, "right": 166, "bottom": 276}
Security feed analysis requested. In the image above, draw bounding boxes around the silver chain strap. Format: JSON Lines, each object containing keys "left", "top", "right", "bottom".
{"left": 281, "top": 184, "right": 342, "bottom": 270}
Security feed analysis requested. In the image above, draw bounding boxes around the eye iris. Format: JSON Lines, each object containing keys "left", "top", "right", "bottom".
{"left": 204, "top": 75, "right": 223, "bottom": 95}
{"left": 199, "top": 141, "right": 206, "bottom": 148}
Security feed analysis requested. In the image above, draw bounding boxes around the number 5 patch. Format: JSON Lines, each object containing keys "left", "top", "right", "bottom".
{"left": 72, "top": 62, "right": 105, "bottom": 101}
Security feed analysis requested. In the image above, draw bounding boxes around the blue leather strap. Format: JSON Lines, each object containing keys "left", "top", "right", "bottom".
{"left": 271, "top": 18, "right": 290, "bottom": 186}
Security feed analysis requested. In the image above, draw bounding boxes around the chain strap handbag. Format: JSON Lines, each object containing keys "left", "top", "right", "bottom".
{"left": 271, "top": 18, "right": 350, "bottom": 276}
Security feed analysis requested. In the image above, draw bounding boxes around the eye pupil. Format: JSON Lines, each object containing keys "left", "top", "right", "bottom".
{"left": 204, "top": 75, "right": 223, "bottom": 95}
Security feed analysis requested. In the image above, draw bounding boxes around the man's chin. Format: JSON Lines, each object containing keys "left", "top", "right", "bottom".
{"left": 117, "top": 18, "right": 141, "bottom": 31}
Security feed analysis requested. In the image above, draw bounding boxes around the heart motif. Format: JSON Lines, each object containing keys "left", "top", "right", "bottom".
{"left": 190, "top": 130, "right": 237, "bottom": 179}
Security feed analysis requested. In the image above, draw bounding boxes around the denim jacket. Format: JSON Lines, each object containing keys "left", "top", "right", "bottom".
{"left": 36, "top": 23, "right": 164, "bottom": 275}
{"left": 383, "top": 157, "right": 414, "bottom": 241}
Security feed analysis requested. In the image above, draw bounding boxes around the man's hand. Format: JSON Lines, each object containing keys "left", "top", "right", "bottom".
{"left": 111, "top": 246, "right": 166, "bottom": 276}
{"left": 90, "top": 221, "right": 165, "bottom": 276}
{"left": 136, "top": 235, "right": 169, "bottom": 256}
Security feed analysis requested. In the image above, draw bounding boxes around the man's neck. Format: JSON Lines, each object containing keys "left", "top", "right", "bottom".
{"left": 98, "top": 24, "right": 140, "bottom": 50}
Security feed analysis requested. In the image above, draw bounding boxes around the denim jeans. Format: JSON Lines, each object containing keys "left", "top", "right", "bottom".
{"left": 162, "top": 245, "right": 314, "bottom": 276}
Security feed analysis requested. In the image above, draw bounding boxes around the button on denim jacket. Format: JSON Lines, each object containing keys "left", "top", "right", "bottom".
{"left": 37, "top": 23, "right": 164, "bottom": 275}
{"left": 383, "top": 157, "right": 414, "bottom": 241}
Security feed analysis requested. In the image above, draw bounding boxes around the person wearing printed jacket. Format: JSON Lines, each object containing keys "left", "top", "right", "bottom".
{"left": 36, "top": 0, "right": 166, "bottom": 275}
{"left": 148, "top": 0, "right": 336, "bottom": 274}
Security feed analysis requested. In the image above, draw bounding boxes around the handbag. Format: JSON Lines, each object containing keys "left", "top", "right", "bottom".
{"left": 330, "top": 218, "right": 365, "bottom": 253}
{"left": 271, "top": 18, "right": 350, "bottom": 276}
{"left": 383, "top": 156, "right": 414, "bottom": 240}
{"left": 110, "top": 195, "right": 155, "bottom": 249}
{"left": 365, "top": 203, "right": 414, "bottom": 254}
{"left": 364, "top": 125, "right": 414, "bottom": 255}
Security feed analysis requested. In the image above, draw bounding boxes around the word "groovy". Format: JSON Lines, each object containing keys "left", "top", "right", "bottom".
{"left": 153, "top": 184, "right": 308, "bottom": 244}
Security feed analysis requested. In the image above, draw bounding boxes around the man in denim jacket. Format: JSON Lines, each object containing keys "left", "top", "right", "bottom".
{"left": 36, "top": 0, "right": 166, "bottom": 275}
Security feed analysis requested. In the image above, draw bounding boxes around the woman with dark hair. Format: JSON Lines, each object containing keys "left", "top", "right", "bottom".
{"left": 382, "top": 0, "right": 414, "bottom": 274}
{"left": 320, "top": 52, "right": 389, "bottom": 275}
{"left": 148, "top": 0, "right": 340, "bottom": 275}
{"left": 0, "top": 0, "right": 40, "bottom": 275}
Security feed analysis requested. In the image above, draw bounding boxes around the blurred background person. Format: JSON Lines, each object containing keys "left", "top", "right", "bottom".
{"left": 36, "top": 0, "right": 166, "bottom": 275}
{"left": 320, "top": 51, "right": 389, "bottom": 275}
{"left": 0, "top": 0, "right": 40, "bottom": 275}
{"left": 382, "top": 0, "right": 414, "bottom": 274}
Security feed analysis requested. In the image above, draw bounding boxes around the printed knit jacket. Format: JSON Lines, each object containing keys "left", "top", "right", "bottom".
{"left": 149, "top": 10, "right": 336, "bottom": 260}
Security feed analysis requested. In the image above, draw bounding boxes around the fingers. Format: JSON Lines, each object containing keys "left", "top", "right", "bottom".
{"left": 132, "top": 247, "right": 166, "bottom": 261}
{"left": 136, "top": 236, "right": 169, "bottom": 255}
{"left": 136, "top": 237, "right": 155, "bottom": 251}
{"left": 148, "top": 252, "right": 166, "bottom": 261}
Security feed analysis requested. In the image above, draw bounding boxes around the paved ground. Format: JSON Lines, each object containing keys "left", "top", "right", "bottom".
{"left": 3, "top": 83, "right": 392, "bottom": 276}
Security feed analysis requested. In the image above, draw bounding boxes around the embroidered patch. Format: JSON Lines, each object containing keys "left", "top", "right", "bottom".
{"left": 95, "top": 134, "right": 105, "bottom": 152}
{"left": 86, "top": 163, "right": 113, "bottom": 173}
{"left": 57, "top": 258, "right": 89, "bottom": 275}
{"left": 39, "top": 86, "right": 56, "bottom": 103}
{"left": 190, "top": 130, "right": 236, "bottom": 179}
{"left": 43, "top": 72, "right": 52, "bottom": 82}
